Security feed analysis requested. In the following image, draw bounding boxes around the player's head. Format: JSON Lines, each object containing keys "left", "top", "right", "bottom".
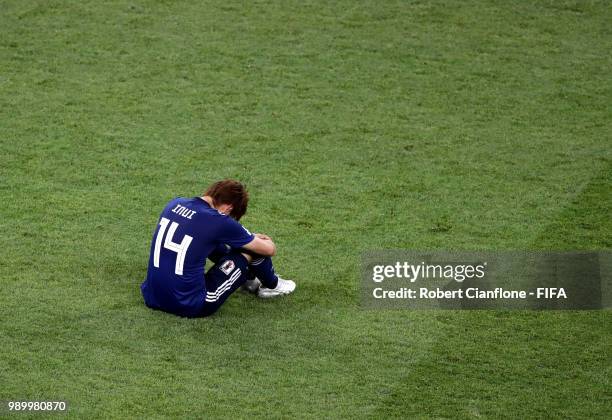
{"left": 204, "top": 179, "right": 249, "bottom": 220}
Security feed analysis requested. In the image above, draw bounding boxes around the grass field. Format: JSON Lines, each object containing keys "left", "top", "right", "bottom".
{"left": 1, "top": 0, "right": 611, "bottom": 418}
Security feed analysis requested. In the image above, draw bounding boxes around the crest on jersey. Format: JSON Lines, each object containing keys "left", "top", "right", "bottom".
{"left": 220, "top": 260, "right": 235, "bottom": 275}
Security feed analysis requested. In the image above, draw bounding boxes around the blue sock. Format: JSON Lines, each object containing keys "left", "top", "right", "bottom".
{"left": 250, "top": 257, "right": 278, "bottom": 288}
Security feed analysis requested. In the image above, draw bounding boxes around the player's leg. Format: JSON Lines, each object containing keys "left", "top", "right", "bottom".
{"left": 209, "top": 246, "right": 296, "bottom": 300}
{"left": 249, "top": 256, "right": 278, "bottom": 288}
{"left": 200, "top": 251, "right": 251, "bottom": 317}
{"left": 210, "top": 244, "right": 260, "bottom": 293}
{"left": 243, "top": 255, "right": 296, "bottom": 298}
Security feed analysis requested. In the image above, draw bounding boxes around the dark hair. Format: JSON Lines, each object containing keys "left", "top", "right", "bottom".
{"left": 204, "top": 179, "right": 249, "bottom": 220}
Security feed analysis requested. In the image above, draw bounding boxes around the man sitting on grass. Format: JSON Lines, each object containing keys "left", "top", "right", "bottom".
{"left": 141, "top": 179, "right": 295, "bottom": 317}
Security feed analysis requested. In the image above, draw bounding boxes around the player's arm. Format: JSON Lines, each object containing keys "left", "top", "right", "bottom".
{"left": 217, "top": 216, "right": 276, "bottom": 256}
{"left": 242, "top": 234, "right": 277, "bottom": 257}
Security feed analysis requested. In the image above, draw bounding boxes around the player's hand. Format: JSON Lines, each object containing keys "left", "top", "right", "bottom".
{"left": 255, "top": 233, "right": 272, "bottom": 241}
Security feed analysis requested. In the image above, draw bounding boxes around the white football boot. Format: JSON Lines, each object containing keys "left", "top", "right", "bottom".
{"left": 257, "top": 277, "right": 296, "bottom": 298}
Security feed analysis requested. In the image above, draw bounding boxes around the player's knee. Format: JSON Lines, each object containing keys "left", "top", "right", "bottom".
{"left": 240, "top": 252, "right": 253, "bottom": 263}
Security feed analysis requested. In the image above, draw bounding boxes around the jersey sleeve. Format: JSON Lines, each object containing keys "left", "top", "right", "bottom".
{"left": 216, "top": 216, "right": 255, "bottom": 249}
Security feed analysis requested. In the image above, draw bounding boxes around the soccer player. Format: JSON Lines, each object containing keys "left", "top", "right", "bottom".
{"left": 140, "top": 180, "right": 296, "bottom": 317}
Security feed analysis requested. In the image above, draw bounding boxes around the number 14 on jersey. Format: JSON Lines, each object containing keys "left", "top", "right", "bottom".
{"left": 153, "top": 217, "right": 193, "bottom": 275}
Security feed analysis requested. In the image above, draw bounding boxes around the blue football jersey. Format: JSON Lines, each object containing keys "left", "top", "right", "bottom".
{"left": 141, "top": 197, "right": 254, "bottom": 317}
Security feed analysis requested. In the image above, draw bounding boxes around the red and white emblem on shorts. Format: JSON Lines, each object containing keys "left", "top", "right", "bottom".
{"left": 220, "top": 260, "right": 235, "bottom": 275}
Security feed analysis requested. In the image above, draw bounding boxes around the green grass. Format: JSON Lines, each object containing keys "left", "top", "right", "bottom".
{"left": 1, "top": 0, "right": 610, "bottom": 418}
